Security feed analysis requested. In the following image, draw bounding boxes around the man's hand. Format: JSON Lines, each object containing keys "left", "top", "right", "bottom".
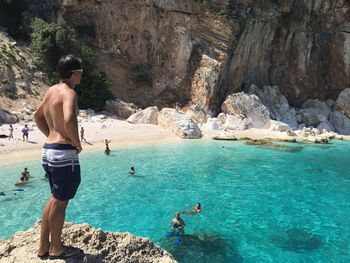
{"left": 76, "top": 145, "right": 82, "bottom": 154}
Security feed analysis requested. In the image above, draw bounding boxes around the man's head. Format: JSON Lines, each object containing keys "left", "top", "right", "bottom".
{"left": 57, "top": 54, "right": 83, "bottom": 83}
{"left": 175, "top": 212, "right": 180, "bottom": 218}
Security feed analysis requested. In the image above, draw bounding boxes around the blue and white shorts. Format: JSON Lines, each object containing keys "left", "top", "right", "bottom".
{"left": 42, "top": 143, "right": 81, "bottom": 201}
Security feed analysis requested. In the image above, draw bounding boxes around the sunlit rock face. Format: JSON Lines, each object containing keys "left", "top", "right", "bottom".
{"left": 25, "top": 0, "right": 350, "bottom": 112}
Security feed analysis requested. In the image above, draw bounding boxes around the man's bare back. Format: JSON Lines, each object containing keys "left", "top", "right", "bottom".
{"left": 35, "top": 83, "right": 81, "bottom": 152}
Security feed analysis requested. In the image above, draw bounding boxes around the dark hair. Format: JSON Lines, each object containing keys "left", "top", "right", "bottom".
{"left": 196, "top": 203, "right": 201, "bottom": 208}
{"left": 57, "top": 54, "right": 82, "bottom": 79}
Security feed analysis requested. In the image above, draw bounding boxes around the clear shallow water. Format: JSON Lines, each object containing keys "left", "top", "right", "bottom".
{"left": 1, "top": 140, "right": 350, "bottom": 262}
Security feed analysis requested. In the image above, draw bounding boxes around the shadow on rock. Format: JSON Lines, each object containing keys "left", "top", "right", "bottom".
{"left": 245, "top": 139, "right": 303, "bottom": 153}
{"left": 161, "top": 233, "right": 243, "bottom": 263}
{"left": 270, "top": 228, "right": 323, "bottom": 253}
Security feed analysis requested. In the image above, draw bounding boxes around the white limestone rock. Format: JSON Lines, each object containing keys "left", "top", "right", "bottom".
{"left": 224, "top": 114, "right": 251, "bottom": 130}
{"left": 127, "top": 106, "right": 159, "bottom": 125}
{"left": 185, "top": 106, "right": 207, "bottom": 124}
{"left": 158, "top": 108, "right": 202, "bottom": 139}
{"left": 221, "top": 92, "right": 271, "bottom": 128}
{"left": 0, "top": 222, "right": 177, "bottom": 263}
{"left": 268, "top": 120, "right": 290, "bottom": 132}
{"left": 247, "top": 84, "right": 298, "bottom": 129}
{"left": 103, "top": 99, "right": 139, "bottom": 119}
{"left": 201, "top": 117, "right": 223, "bottom": 135}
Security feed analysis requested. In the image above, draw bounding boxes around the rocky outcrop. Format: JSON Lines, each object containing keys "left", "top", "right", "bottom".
{"left": 103, "top": 99, "right": 139, "bottom": 119}
{"left": 127, "top": 106, "right": 159, "bottom": 125}
{"left": 334, "top": 88, "right": 350, "bottom": 118}
{"left": 0, "top": 108, "right": 17, "bottom": 124}
{"left": 329, "top": 111, "right": 350, "bottom": 135}
{"left": 224, "top": 114, "right": 250, "bottom": 130}
{"left": 221, "top": 92, "right": 271, "bottom": 128}
{"left": 247, "top": 84, "right": 298, "bottom": 129}
{"left": 0, "top": 222, "right": 176, "bottom": 263}
{"left": 298, "top": 99, "right": 331, "bottom": 127}
{"left": 158, "top": 108, "right": 201, "bottom": 139}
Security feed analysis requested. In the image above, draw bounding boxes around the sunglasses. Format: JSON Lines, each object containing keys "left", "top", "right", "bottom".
{"left": 72, "top": 69, "right": 83, "bottom": 74}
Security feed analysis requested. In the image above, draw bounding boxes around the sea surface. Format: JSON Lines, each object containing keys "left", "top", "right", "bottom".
{"left": 1, "top": 140, "right": 350, "bottom": 262}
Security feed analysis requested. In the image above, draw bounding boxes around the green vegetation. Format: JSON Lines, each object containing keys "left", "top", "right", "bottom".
{"left": 0, "top": 79, "right": 10, "bottom": 85}
{"left": 133, "top": 71, "right": 153, "bottom": 87}
{"left": 4, "top": 89, "right": 17, "bottom": 99}
{"left": 30, "top": 18, "right": 113, "bottom": 109}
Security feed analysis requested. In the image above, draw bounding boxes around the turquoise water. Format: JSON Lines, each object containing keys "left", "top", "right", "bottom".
{"left": 1, "top": 140, "right": 350, "bottom": 262}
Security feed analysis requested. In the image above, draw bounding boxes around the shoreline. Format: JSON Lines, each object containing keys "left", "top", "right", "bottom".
{"left": 1, "top": 119, "right": 349, "bottom": 166}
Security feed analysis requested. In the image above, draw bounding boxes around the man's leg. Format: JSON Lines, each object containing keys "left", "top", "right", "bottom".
{"left": 48, "top": 198, "right": 68, "bottom": 255}
{"left": 38, "top": 198, "right": 52, "bottom": 256}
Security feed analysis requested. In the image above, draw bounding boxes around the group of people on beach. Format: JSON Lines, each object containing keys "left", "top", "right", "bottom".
{"left": 6, "top": 124, "right": 30, "bottom": 141}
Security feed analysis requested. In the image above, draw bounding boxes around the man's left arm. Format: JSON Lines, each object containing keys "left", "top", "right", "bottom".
{"left": 34, "top": 102, "right": 49, "bottom": 137}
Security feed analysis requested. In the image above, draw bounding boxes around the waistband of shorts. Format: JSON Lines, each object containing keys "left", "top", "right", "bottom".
{"left": 43, "top": 143, "right": 76, "bottom": 150}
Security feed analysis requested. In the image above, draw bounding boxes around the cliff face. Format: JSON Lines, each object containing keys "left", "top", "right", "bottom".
{"left": 25, "top": 0, "right": 350, "bottom": 113}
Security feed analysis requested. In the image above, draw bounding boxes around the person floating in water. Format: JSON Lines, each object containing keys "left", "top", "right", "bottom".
{"left": 15, "top": 175, "right": 28, "bottom": 186}
{"left": 104, "top": 139, "right": 111, "bottom": 155}
{"left": 182, "top": 203, "right": 201, "bottom": 215}
{"left": 22, "top": 167, "right": 30, "bottom": 181}
{"left": 129, "top": 166, "right": 135, "bottom": 175}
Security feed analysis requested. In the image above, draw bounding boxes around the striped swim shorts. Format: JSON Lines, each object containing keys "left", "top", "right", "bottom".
{"left": 42, "top": 143, "right": 81, "bottom": 201}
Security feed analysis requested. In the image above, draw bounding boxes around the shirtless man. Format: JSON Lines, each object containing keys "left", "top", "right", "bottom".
{"left": 171, "top": 212, "right": 185, "bottom": 235}
{"left": 34, "top": 54, "right": 84, "bottom": 260}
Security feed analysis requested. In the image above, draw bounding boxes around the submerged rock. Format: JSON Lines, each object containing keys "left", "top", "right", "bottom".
{"left": 270, "top": 228, "right": 323, "bottom": 253}
{"left": 0, "top": 222, "right": 176, "bottom": 263}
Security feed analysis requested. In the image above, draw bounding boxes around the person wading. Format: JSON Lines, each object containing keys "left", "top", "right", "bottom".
{"left": 34, "top": 54, "right": 84, "bottom": 260}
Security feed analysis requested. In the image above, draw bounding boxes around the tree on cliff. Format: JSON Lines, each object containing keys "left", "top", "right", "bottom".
{"left": 30, "top": 18, "right": 112, "bottom": 109}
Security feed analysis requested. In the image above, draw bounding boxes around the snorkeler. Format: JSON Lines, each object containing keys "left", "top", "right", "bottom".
{"left": 129, "top": 167, "right": 135, "bottom": 175}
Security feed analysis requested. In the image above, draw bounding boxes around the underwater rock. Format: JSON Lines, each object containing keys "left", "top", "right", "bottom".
{"left": 270, "top": 228, "right": 323, "bottom": 253}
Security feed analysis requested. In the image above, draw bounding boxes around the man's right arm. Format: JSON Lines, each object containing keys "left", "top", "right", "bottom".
{"left": 63, "top": 91, "right": 82, "bottom": 153}
{"left": 34, "top": 101, "right": 49, "bottom": 137}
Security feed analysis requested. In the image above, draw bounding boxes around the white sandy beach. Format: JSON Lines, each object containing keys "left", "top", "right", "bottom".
{"left": 0, "top": 118, "right": 180, "bottom": 165}
{"left": 1, "top": 116, "right": 348, "bottom": 166}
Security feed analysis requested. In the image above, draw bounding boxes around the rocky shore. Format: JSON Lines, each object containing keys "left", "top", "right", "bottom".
{"left": 0, "top": 222, "right": 176, "bottom": 263}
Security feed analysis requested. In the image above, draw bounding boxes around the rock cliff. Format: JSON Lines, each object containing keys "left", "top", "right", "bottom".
{"left": 23, "top": 0, "right": 350, "bottom": 115}
{"left": 0, "top": 222, "right": 177, "bottom": 263}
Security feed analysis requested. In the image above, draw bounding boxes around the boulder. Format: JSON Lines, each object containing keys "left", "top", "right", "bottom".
{"left": 221, "top": 92, "right": 271, "bottom": 128}
{"left": 212, "top": 131, "right": 237, "bottom": 140}
{"left": 185, "top": 106, "right": 207, "bottom": 124}
{"left": 334, "top": 88, "right": 350, "bottom": 118}
{"left": 298, "top": 99, "right": 331, "bottom": 127}
{"left": 217, "top": 113, "right": 226, "bottom": 124}
{"left": 224, "top": 114, "right": 251, "bottom": 130}
{"left": 317, "top": 121, "right": 335, "bottom": 133}
{"left": 201, "top": 117, "right": 223, "bottom": 135}
{"left": 158, "top": 108, "right": 202, "bottom": 139}
{"left": 103, "top": 99, "right": 139, "bottom": 119}
{"left": 0, "top": 222, "right": 176, "bottom": 263}
{"left": 127, "top": 106, "right": 159, "bottom": 125}
{"left": 190, "top": 54, "right": 221, "bottom": 114}
{"left": 247, "top": 84, "right": 298, "bottom": 129}
{"left": 329, "top": 111, "right": 350, "bottom": 135}
{"left": 0, "top": 108, "right": 17, "bottom": 124}
{"left": 268, "top": 120, "right": 290, "bottom": 132}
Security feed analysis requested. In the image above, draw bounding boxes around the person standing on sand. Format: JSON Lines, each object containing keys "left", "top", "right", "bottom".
{"left": 8, "top": 124, "right": 13, "bottom": 140}
{"left": 34, "top": 54, "right": 84, "bottom": 260}
{"left": 22, "top": 124, "right": 29, "bottom": 141}
{"left": 80, "top": 127, "right": 86, "bottom": 142}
